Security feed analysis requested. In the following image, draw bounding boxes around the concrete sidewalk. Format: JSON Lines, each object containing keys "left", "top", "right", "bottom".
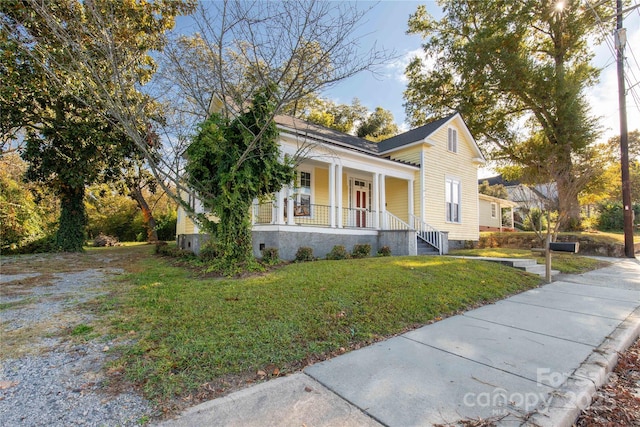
{"left": 157, "top": 258, "right": 640, "bottom": 427}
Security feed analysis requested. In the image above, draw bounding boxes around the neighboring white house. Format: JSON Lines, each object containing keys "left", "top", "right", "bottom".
{"left": 478, "top": 193, "right": 517, "bottom": 232}
{"left": 176, "top": 111, "right": 485, "bottom": 259}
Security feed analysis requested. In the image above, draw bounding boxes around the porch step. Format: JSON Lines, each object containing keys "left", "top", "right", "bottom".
{"left": 417, "top": 238, "right": 439, "bottom": 256}
{"left": 451, "top": 256, "right": 559, "bottom": 278}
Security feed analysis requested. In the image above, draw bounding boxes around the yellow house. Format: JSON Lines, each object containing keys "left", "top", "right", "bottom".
{"left": 176, "top": 112, "right": 485, "bottom": 259}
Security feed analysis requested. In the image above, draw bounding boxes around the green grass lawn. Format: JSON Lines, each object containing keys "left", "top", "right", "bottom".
{"left": 449, "top": 248, "right": 609, "bottom": 274}
{"left": 104, "top": 254, "right": 542, "bottom": 405}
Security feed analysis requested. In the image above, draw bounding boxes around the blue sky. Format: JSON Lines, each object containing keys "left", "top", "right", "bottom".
{"left": 322, "top": 1, "right": 640, "bottom": 146}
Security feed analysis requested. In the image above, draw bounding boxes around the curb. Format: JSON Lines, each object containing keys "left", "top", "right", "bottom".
{"left": 523, "top": 306, "right": 640, "bottom": 427}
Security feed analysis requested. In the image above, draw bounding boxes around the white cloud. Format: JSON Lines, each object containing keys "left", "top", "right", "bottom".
{"left": 385, "top": 48, "right": 429, "bottom": 84}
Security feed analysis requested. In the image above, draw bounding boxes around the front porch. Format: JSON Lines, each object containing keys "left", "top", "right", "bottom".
{"left": 251, "top": 200, "right": 447, "bottom": 260}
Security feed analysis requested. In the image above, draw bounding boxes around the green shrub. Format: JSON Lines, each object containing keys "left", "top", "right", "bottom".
{"left": 478, "top": 234, "right": 500, "bottom": 248}
{"left": 4, "top": 234, "right": 56, "bottom": 254}
{"left": 261, "top": 247, "right": 280, "bottom": 265}
{"left": 377, "top": 245, "right": 392, "bottom": 257}
{"left": 155, "top": 241, "right": 195, "bottom": 259}
{"left": 351, "top": 243, "right": 371, "bottom": 258}
{"left": 596, "top": 202, "right": 640, "bottom": 230}
{"left": 295, "top": 246, "right": 314, "bottom": 262}
{"left": 522, "top": 208, "right": 548, "bottom": 232}
{"left": 326, "top": 245, "right": 349, "bottom": 260}
{"left": 199, "top": 240, "right": 220, "bottom": 262}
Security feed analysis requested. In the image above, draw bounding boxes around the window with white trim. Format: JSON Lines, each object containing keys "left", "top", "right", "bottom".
{"left": 445, "top": 178, "right": 461, "bottom": 223}
{"left": 447, "top": 128, "right": 458, "bottom": 153}
{"left": 491, "top": 202, "right": 497, "bottom": 219}
{"left": 294, "top": 170, "right": 312, "bottom": 216}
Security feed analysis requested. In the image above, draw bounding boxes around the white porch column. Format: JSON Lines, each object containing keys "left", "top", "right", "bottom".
{"left": 380, "top": 174, "right": 387, "bottom": 229}
{"left": 251, "top": 198, "right": 257, "bottom": 225}
{"left": 408, "top": 179, "right": 415, "bottom": 224}
{"left": 329, "top": 162, "right": 336, "bottom": 228}
{"left": 286, "top": 186, "right": 295, "bottom": 225}
{"left": 419, "top": 151, "right": 425, "bottom": 222}
{"left": 373, "top": 172, "right": 380, "bottom": 229}
{"left": 337, "top": 164, "right": 343, "bottom": 228}
{"left": 510, "top": 206, "right": 514, "bottom": 231}
{"left": 276, "top": 189, "right": 286, "bottom": 225}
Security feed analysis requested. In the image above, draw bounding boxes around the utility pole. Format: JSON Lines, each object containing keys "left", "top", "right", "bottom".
{"left": 616, "top": 0, "right": 635, "bottom": 258}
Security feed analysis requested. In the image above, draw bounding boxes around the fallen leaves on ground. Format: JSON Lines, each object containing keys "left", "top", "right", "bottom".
{"left": 574, "top": 336, "right": 640, "bottom": 426}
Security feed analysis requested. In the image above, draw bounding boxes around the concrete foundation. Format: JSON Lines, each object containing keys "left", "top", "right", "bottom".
{"left": 177, "top": 227, "right": 420, "bottom": 260}
{"left": 252, "top": 227, "right": 418, "bottom": 260}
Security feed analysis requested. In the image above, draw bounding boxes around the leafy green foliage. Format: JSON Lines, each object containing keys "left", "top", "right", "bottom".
{"left": 295, "top": 246, "right": 315, "bottom": 262}
{"left": 2, "top": 0, "right": 192, "bottom": 251}
{"left": 85, "top": 184, "right": 177, "bottom": 242}
{"left": 0, "top": 154, "right": 53, "bottom": 250}
{"left": 478, "top": 180, "right": 509, "bottom": 199}
{"left": 356, "top": 107, "right": 399, "bottom": 142}
{"left": 597, "top": 202, "right": 640, "bottom": 231}
{"left": 185, "top": 86, "right": 295, "bottom": 274}
{"left": 377, "top": 246, "right": 392, "bottom": 257}
{"left": 351, "top": 243, "right": 371, "bottom": 259}
{"left": 326, "top": 245, "right": 349, "bottom": 260}
{"left": 260, "top": 247, "right": 280, "bottom": 265}
{"left": 404, "top": 1, "right": 607, "bottom": 227}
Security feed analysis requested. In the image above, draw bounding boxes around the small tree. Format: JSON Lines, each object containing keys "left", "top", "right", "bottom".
{"left": 185, "top": 86, "right": 295, "bottom": 273}
{"left": 478, "top": 180, "right": 508, "bottom": 199}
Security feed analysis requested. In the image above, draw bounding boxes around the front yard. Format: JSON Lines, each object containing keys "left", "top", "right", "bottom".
{"left": 449, "top": 248, "right": 609, "bottom": 274}
{"left": 102, "top": 251, "right": 543, "bottom": 409}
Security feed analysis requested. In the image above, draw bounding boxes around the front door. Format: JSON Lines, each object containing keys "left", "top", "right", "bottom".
{"left": 353, "top": 179, "right": 369, "bottom": 228}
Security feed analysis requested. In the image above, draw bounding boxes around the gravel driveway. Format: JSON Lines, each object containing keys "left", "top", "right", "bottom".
{"left": 0, "top": 247, "right": 154, "bottom": 426}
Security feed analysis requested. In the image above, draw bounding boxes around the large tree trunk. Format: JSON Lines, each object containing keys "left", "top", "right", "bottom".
{"left": 130, "top": 184, "right": 158, "bottom": 242}
{"left": 55, "top": 183, "right": 86, "bottom": 252}
{"left": 555, "top": 173, "right": 582, "bottom": 231}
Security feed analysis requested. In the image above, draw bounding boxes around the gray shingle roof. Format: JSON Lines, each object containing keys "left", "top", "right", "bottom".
{"left": 377, "top": 113, "right": 457, "bottom": 153}
{"left": 275, "top": 115, "right": 379, "bottom": 155}
{"left": 275, "top": 113, "right": 458, "bottom": 159}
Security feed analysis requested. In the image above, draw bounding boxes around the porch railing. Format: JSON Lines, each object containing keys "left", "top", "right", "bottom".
{"left": 251, "top": 201, "right": 445, "bottom": 254}
{"left": 409, "top": 214, "right": 444, "bottom": 255}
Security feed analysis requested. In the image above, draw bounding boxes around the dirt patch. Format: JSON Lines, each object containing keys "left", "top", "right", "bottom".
{"left": 0, "top": 245, "right": 156, "bottom": 426}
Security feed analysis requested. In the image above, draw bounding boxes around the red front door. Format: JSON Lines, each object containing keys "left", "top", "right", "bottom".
{"left": 355, "top": 188, "right": 367, "bottom": 227}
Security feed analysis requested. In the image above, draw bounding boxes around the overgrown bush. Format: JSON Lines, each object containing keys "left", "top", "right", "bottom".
{"left": 351, "top": 243, "right": 371, "bottom": 258}
{"left": 326, "top": 245, "right": 349, "bottom": 260}
{"left": 295, "top": 246, "right": 314, "bottom": 262}
{"left": 597, "top": 202, "right": 640, "bottom": 230}
{"left": 93, "top": 233, "right": 120, "bottom": 247}
{"left": 377, "top": 245, "right": 392, "bottom": 256}
{"left": 261, "top": 247, "right": 280, "bottom": 265}
{"left": 522, "top": 208, "right": 548, "bottom": 231}
{"left": 199, "top": 240, "right": 220, "bottom": 262}
{"left": 154, "top": 241, "right": 195, "bottom": 259}
{"left": 3, "top": 234, "right": 57, "bottom": 255}
{"left": 478, "top": 234, "right": 500, "bottom": 248}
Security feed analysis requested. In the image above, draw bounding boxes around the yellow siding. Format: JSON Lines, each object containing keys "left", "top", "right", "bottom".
{"left": 385, "top": 119, "right": 480, "bottom": 241}
{"left": 422, "top": 120, "right": 479, "bottom": 241}
{"left": 313, "top": 166, "right": 329, "bottom": 206}
{"left": 385, "top": 177, "right": 409, "bottom": 222}
{"left": 387, "top": 146, "right": 421, "bottom": 165}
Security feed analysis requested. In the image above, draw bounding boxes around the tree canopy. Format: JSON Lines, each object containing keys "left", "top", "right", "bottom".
{"left": 404, "top": 0, "right": 610, "bottom": 228}
{"left": 1, "top": 0, "right": 193, "bottom": 251}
